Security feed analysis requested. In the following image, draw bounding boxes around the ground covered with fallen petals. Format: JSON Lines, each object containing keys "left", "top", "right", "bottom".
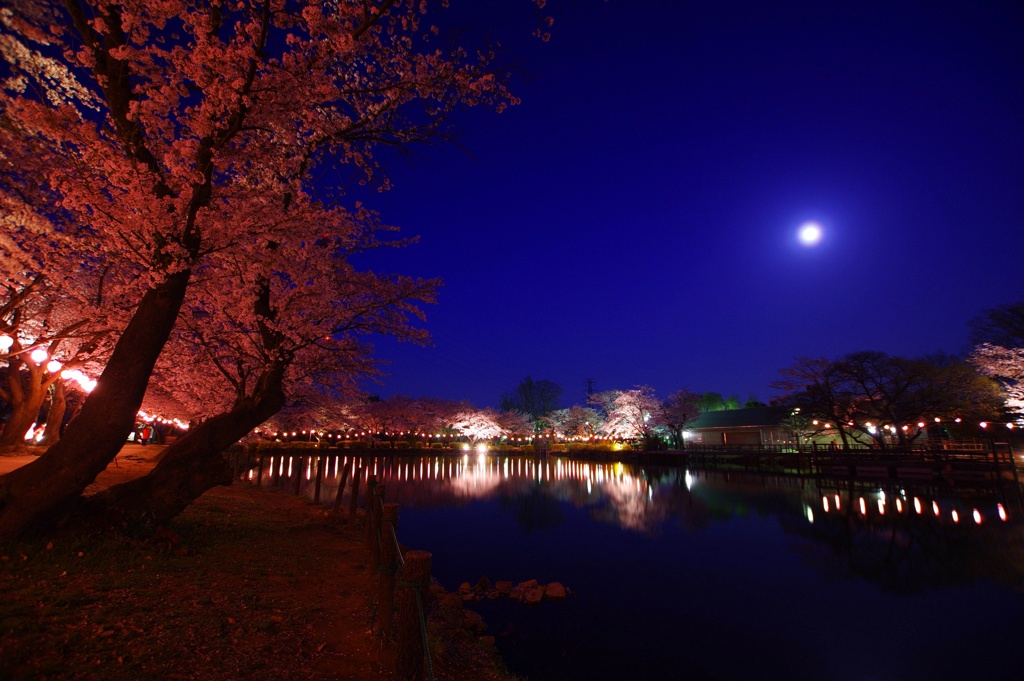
{"left": 0, "top": 448, "right": 517, "bottom": 681}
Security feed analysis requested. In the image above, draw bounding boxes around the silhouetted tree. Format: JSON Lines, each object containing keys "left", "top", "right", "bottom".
{"left": 499, "top": 376, "right": 562, "bottom": 419}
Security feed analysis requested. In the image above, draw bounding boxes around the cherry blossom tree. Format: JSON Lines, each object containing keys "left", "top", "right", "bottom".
{"left": 0, "top": 275, "right": 115, "bottom": 448}
{"left": 658, "top": 389, "right": 700, "bottom": 449}
{"left": 0, "top": 0, "right": 516, "bottom": 538}
{"left": 90, "top": 216, "right": 439, "bottom": 523}
{"left": 452, "top": 407, "right": 503, "bottom": 444}
{"left": 350, "top": 395, "right": 423, "bottom": 445}
{"left": 546, "top": 405, "right": 602, "bottom": 440}
{"left": 497, "top": 409, "right": 533, "bottom": 440}
{"left": 970, "top": 343, "right": 1024, "bottom": 418}
{"left": 409, "top": 397, "right": 466, "bottom": 438}
{"left": 591, "top": 386, "right": 661, "bottom": 442}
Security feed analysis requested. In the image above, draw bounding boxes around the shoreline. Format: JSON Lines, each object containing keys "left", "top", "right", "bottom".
{"left": 0, "top": 446, "right": 516, "bottom": 680}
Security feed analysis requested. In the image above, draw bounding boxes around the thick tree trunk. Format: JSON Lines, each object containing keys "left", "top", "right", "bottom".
{"left": 0, "top": 271, "right": 190, "bottom": 540}
{"left": 38, "top": 383, "right": 67, "bottom": 447}
{"left": 88, "top": 369, "right": 286, "bottom": 527}
{"left": 0, "top": 392, "right": 47, "bottom": 447}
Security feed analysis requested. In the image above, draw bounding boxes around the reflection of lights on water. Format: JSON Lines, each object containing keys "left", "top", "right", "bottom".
{"left": 806, "top": 507, "right": 814, "bottom": 523}
{"left": 933, "top": 501, "right": 940, "bottom": 516}
{"left": 684, "top": 471, "right": 693, "bottom": 491}
{"left": 877, "top": 499, "right": 885, "bottom": 515}
{"left": 306, "top": 460, "right": 311, "bottom": 480}
{"left": 998, "top": 504, "right": 1008, "bottom": 521}
{"left": 834, "top": 495, "right": 840, "bottom": 510}
{"left": 822, "top": 496, "right": 830, "bottom": 512}
{"left": 287, "top": 458, "right": 293, "bottom": 477}
{"left": 973, "top": 509, "right": 982, "bottom": 524}
{"left": 895, "top": 498, "right": 903, "bottom": 513}
{"left": 914, "top": 498, "right": 922, "bottom": 514}
{"left": 952, "top": 510, "right": 960, "bottom": 524}
{"left": 859, "top": 498, "right": 866, "bottom": 515}
{"left": 586, "top": 479, "right": 592, "bottom": 495}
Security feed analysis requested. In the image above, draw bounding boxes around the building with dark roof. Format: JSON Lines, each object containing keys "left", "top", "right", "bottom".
{"left": 684, "top": 406, "right": 795, "bottom": 447}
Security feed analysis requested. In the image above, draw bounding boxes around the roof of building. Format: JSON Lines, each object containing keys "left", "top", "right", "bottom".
{"left": 687, "top": 406, "right": 793, "bottom": 430}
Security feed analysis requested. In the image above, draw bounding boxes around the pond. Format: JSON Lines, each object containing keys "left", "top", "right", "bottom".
{"left": 254, "top": 453, "right": 1024, "bottom": 681}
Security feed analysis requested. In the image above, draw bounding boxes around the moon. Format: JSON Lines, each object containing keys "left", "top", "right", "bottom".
{"left": 798, "top": 222, "right": 823, "bottom": 247}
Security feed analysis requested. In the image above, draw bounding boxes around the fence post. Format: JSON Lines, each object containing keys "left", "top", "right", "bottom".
{"left": 364, "top": 476, "right": 378, "bottom": 549}
{"left": 367, "top": 483, "right": 386, "bottom": 570}
{"left": 375, "top": 502, "right": 400, "bottom": 639}
{"left": 349, "top": 466, "right": 363, "bottom": 523}
{"left": 313, "top": 455, "right": 324, "bottom": 504}
{"left": 332, "top": 463, "right": 351, "bottom": 513}
{"left": 292, "top": 456, "right": 303, "bottom": 495}
{"left": 396, "top": 550, "right": 432, "bottom": 681}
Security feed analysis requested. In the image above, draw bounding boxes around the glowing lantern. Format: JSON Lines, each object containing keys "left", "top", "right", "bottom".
{"left": 0, "top": 334, "right": 13, "bottom": 352}
{"left": 30, "top": 348, "right": 48, "bottom": 364}
{"left": 46, "top": 359, "right": 62, "bottom": 373}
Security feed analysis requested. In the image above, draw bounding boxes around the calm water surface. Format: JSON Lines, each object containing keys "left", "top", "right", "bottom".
{"left": 262, "top": 453, "right": 1024, "bottom": 681}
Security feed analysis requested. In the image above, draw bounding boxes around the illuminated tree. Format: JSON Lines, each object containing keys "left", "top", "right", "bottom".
{"left": 775, "top": 352, "right": 1003, "bottom": 450}
{"left": 453, "top": 407, "right": 503, "bottom": 443}
{"left": 591, "top": 386, "right": 660, "bottom": 441}
{"left": 93, "top": 218, "right": 437, "bottom": 522}
{"left": 696, "top": 392, "right": 741, "bottom": 412}
{"left": 771, "top": 356, "right": 863, "bottom": 450}
{"left": 497, "top": 410, "right": 534, "bottom": 440}
{"left": 350, "top": 395, "right": 423, "bottom": 445}
{"left": 969, "top": 344, "right": 1024, "bottom": 418}
{"left": 659, "top": 389, "right": 700, "bottom": 449}
{"left": 0, "top": 0, "right": 515, "bottom": 538}
{"left": 0, "top": 276, "right": 114, "bottom": 448}
{"left": 408, "top": 397, "right": 466, "bottom": 438}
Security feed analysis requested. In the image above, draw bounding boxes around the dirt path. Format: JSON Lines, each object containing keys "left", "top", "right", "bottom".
{"left": 1, "top": 446, "right": 391, "bottom": 680}
{"left": 0, "top": 445, "right": 514, "bottom": 681}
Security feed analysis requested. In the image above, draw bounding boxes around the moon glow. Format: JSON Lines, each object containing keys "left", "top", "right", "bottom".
{"left": 798, "top": 222, "right": 823, "bottom": 246}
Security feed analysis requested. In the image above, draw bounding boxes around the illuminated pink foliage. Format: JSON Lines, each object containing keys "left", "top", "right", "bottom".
{"left": 970, "top": 343, "right": 1024, "bottom": 417}
{"left": 0, "top": 0, "right": 515, "bottom": 425}
{"left": 591, "top": 386, "right": 661, "bottom": 441}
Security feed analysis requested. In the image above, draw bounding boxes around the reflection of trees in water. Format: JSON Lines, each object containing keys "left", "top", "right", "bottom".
{"left": 497, "top": 484, "right": 564, "bottom": 533}
{"left": 781, "top": 478, "right": 1024, "bottom": 594}
{"left": 314, "top": 454, "right": 1024, "bottom": 591}
{"left": 646, "top": 465, "right": 1024, "bottom": 594}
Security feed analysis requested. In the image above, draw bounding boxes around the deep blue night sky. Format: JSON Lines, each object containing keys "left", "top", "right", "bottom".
{"left": 355, "top": 0, "right": 1024, "bottom": 408}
